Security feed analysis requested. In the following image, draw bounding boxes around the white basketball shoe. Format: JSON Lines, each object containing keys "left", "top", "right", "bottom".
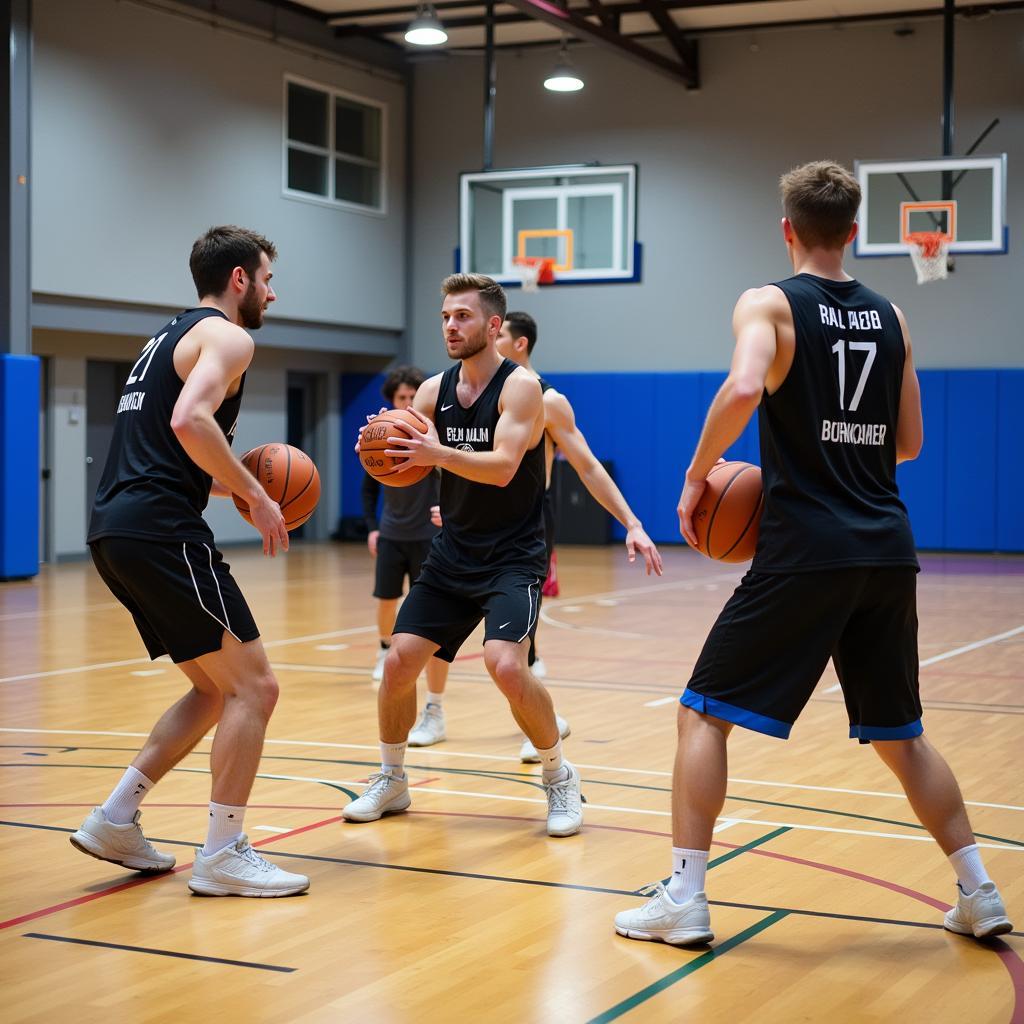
{"left": 943, "top": 882, "right": 1013, "bottom": 938}
{"left": 408, "top": 705, "right": 446, "bottom": 747}
{"left": 614, "top": 885, "right": 715, "bottom": 945}
{"left": 188, "top": 836, "right": 309, "bottom": 897}
{"left": 70, "top": 807, "right": 175, "bottom": 873}
{"left": 545, "top": 761, "right": 584, "bottom": 837}
{"left": 342, "top": 770, "right": 411, "bottom": 822}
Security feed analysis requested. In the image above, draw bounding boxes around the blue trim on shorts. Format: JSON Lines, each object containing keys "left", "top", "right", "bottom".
{"left": 679, "top": 689, "right": 792, "bottom": 740}
{"left": 849, "top": 720, "right": 924, "bottom": 742}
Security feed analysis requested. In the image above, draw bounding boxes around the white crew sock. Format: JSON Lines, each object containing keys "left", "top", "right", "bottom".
{"left": 667, "top": 847, "right": 709, "bottom": 904}
{"left": 949, "top": 844, "right": 990, "bottom": 895}
{"left": 101, "top": 766, "right": 154, "bottom": 825}
{"left": 425, "top": 690, "right": 445, "bottom": 709}
{"left": 203, "top": 802, "right": 246, "bottom": 856}
{"left": 537, "top": 738, "right": 566, "bottom": 783}
{"left": 380, "top": 741, "right": 407, "bottom": 776}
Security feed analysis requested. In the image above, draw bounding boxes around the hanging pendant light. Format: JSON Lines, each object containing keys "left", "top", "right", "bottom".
{"left": 405, "top": 3, "right": 448, "bottom": 46}
{"left": 544, "top": 40, "right": 584, "bottom": 92}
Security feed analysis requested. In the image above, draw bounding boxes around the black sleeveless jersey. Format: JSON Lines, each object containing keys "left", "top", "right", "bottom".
{"left": 427, "top": 359, "right": 547, "bottom": 576}
{"left": 88, "top": 308, "right": 244, "bottom": 545}
{"left": 752, "top": 274, "right": 917, "bottom": 572}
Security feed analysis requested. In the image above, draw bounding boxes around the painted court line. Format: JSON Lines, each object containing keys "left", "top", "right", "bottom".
{"left": 643, "top": 696, "right": 678, "bottom": 707}
{"left": 23, "top": 933, "right": 297, "bottom": 972}
{"left": 588, "top": 912, "right": 790, "bottom": 1024}
{"left": 3, "top": 727, "right": 1023, "bottom": 812}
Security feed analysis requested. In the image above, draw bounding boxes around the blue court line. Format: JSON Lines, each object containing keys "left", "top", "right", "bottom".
{"left": 587, "top": 911, "right": 790, "bottom": 1024}
{"left": 23, "top": 932, "right": 296, "bottom": 972}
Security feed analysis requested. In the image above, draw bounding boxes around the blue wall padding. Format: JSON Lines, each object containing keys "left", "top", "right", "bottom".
{"left": 340, "top": 373, "right": 387, "bottom": 521}
{"left": 338, "top": 367, "right": 1022, "bottom": 552}
{"left": 996, "top": 370, "right": 1024, "bottom": 551}
{"left": 0, "top": 354, "right": 41, "bottom": 578}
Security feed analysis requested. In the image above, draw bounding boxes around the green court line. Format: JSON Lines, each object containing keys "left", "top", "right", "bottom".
{"left": 588, "top": 910, "right": 789, "bottom": 1024}
{"left": 707, "top": 826, "right": 791, "bottom": 869}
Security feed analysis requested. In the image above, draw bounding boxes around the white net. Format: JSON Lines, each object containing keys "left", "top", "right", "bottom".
{"left": 511, "top": 260, "right": 543, "bottom": 292}
{"left": 907, "top": 232, "right": 950, "bottom": 285}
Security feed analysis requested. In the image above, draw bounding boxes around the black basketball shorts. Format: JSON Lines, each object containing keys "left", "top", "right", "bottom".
{"left": 90, "top": 536, "right": 260, "bottom": 664}
{"left": 394, "top": 562, "right": 543, "bottom": 663}
{"left": 681, "top": 566, "right": 922, "bottom": 743}
{"left": 373, "top": 537, "right": 434, "bottom": 600}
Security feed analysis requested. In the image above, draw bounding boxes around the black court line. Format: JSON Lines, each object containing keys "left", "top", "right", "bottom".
{"left": 2, "top": 817, "right": 1022, "bottom": 939}
{"left": 23, "top": 932, "right": 296, "bottom": 972}
{"left": 5, "top": 749, "right": 1024, "bottom": 849}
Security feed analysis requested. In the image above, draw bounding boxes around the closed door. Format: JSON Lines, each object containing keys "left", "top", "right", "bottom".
{"left": 85, "top": 360, "right": 131, "bottom": 528}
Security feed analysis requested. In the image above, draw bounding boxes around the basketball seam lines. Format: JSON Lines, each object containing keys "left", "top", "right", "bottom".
{"left": 706, "top": 465, "right": 751, "bottom": 559}
{"left": 181, "top": 543, "right": 240, "bottom": 642}
{"left": 719, "top": 488, "right": 764, "bottom": 561}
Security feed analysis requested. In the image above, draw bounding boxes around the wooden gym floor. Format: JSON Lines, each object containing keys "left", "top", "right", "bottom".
{"left": 0, "top": 543, "right": 1021, "bottom": 1023}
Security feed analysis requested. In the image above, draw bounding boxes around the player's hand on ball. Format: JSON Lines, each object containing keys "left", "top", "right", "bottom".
{"left": 251, "top": 492, "right": 289, "bottom": 557}
{"left": 430, "top": 505, "right": 443, "bottom": 528}
{"left": 367, "top": 529, "right": 379, "bottom": 556}
{"left": 677, "top": 472, "right": 708, "bottom": 549}
{"left": 625, "top": 525, "right": 663, "bottom": 576}
{"left": 385, "top": 408, "right": 442, "bottom": 471}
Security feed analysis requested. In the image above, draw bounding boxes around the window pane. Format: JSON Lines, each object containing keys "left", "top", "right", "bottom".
{"left": 335, "top": 99, "right": 380, "bottom": 161}
{"left": 288, "top": 147, "right": 328, "bottom": 196}
{"left": 288, "top": 84, "right": 328, "bottom": 148}
{"left": 335, "top": 159, "right": 380, "bottom": 207}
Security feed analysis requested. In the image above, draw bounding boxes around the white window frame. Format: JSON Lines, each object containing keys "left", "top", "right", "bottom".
{"left": 282, "top": 74, "right": 388, "bottom": 216}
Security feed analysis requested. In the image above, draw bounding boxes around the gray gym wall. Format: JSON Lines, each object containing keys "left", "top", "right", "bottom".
{"left": 409, "top": 11, "right": 1024, "bottom": 374}
{"left": 31, "top": 0, "right": 406, "bottom": 557}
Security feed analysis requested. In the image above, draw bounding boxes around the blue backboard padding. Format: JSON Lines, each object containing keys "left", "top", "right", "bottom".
{"left": 0, "top": 355, "right": 41, "bottom": 578}
{"left": 337, "top": 367, "right": 1023, "bottom": 551}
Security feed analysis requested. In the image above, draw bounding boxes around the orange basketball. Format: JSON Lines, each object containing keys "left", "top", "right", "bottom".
{"left": 232, "top": 443, "right": 321, "bottom": 531}
{"left": 692, "top": 461, "right": 763, "bottom": 563}
{"left": 359, "top": 408, "right": 432, "bottom": 488}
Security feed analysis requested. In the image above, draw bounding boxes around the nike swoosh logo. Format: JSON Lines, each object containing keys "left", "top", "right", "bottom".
{"left": 441, "top": 403, "right": 454, "bottom": 412}
{"left": 499, "top": 621, "right": 512, "bottom": 629}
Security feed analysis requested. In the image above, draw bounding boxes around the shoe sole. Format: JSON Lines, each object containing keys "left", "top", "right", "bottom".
{"left": 188, "top": 879, "right": 309, "bottom": 898}
{"left": 342, "top": 795, "right": 412, "bottom": 823}
{"left": 408, "top": 734, "right": 446, "bottom": 747}
{"left": 69, "top": 833, "right": 174, "bottom": 874}
{"left": 547, "top": 821, "right": 583, "bottom": 837}
{"left": 615, "top": 926, "right": 714, "bottom": 946}
{"left": 945, "top": 917, "right": 1013, "bottom": 939}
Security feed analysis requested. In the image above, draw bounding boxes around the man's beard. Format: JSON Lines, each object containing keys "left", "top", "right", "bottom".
{"left": 447, "top": 325, "right": 488, "bottom": 361}
{"left": 239, "top": 281, "right": 265, "bottom": 330}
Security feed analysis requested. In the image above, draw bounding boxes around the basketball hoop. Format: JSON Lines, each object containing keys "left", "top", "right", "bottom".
{"left": 512, "top": 257, "right": 556, "bottom": 292}
{"left": 906, "top": 231, "right": 951, "bottom": 285}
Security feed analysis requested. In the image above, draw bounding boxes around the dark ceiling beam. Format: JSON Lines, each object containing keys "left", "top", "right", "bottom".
{"left": 638, "top": 0, "right": 696, "bottom": 67}
{"left": 586, "top": 0, "right": 619, "bottom": 31}
{"left": 501, "top": 0, "right": 699, "bottom": 86}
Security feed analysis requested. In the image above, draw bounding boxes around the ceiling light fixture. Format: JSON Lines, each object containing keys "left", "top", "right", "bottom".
{"left": 544, "top": 40, "right": 584, "bottom": 92}
{"left": 404, "top": 3, "right": 448, "bottom": 46}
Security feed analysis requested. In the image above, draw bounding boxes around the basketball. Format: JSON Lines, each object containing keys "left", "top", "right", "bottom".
{"left": 232, "top": 443, "right": 321, "bottom": 531}
{"left": 692, "top": 461, "right": 763, "bottom": 563}
{"left": 360, "top": 408, "right": 432, "bottom": 488}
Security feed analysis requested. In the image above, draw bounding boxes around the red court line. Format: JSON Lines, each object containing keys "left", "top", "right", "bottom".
{"left": 0, "top": 813, "right": 341, "bottom": 932}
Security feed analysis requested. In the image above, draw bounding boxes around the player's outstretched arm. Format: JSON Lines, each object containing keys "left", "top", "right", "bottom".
{"left": 892, "top": 305, "right": 923, "bottom": 464}
{"left": 386, "top": 371, "right": 542, "bottom": 487}
{"left": 545, "top": 391, "right": 662, "bottom": 576}
{"left": 677, "top": 286, "right": 780, "bottom": 547}
{"left": 171, "top": 320, "right": 288, "bottom": 556}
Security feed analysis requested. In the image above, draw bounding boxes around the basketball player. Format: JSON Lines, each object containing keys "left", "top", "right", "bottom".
{"left": 344, "top": 274, "right": 583, "bottom": 836}
{"left": 614, "top": 162, "right": 1011, "bottom": 944}
{"left": 408, "top": 311, "right": 664, "bottom": 757}
{"left": 362, "top": 365, "right": 450, "bottom": 742}
{"left": 71, "top": 226, "right": 309, "bottom": 897}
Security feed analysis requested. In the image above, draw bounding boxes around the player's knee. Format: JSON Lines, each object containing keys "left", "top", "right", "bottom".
{"left": 238, "top": 668, "right": 279, "bottom": 718}
{"left": 382, "top": 646, "right": 420, "bottom": 690}
{"left": 487, "top": 653, "right": 529, "bottom": 701}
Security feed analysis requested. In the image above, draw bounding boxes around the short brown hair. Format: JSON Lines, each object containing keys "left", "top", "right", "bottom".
{"left": 779, "top": 161, "right": 862, "bottom": 250}
{"left": 441, "top": 273, "right": 507, "bottom": 322}
{"left": 381, "top": 364, "right": 426, "bottom": 403}
{"left": 190, "top": 226, "right": 277, "bottom": 299}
